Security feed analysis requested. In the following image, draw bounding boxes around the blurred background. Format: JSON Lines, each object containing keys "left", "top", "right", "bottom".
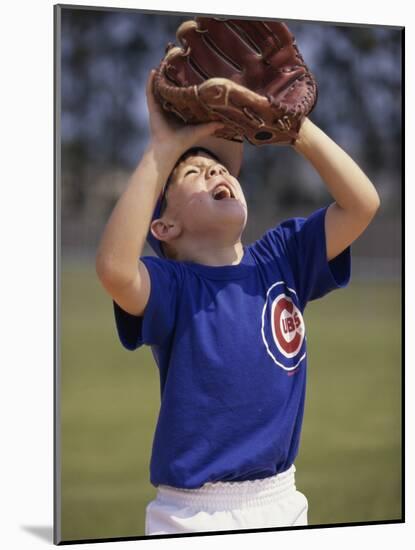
{"left": 57, "top": 5, "right": 402, "bottom": 542}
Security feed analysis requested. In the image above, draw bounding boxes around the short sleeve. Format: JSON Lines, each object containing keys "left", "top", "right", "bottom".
{"left": 113, "top": 256, "right": 183, "bottom": 350}
{"left": 262, "top": 206, "right": 351, "bottom": 309}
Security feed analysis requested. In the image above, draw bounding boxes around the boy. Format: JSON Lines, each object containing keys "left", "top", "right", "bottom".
{"left": 96, "top": 70, "right": 380, "bottom": 535}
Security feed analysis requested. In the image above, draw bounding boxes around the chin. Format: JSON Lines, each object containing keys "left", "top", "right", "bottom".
{"left": 186, "top": 200, "right": 248, "bottom": 235}
{"left": 224, "top": 204, "right": 248, "bottom": 228}
{"left": 211, "top": 208, "right": 248, "bottom": 238}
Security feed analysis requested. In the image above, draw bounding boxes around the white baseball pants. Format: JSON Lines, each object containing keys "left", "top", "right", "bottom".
{"left": 145, "top": 465, "right": 308, "bottom": 535}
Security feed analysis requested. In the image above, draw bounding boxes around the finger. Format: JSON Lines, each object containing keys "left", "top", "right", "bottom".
{"left": 181, "top": 121, "right": 223, "bottom": 145}
{"left": 189, "top": 121, "right": 224, "bottom": 140}
{"left": 146, "top": 69, "right": 163, "bottom": 112}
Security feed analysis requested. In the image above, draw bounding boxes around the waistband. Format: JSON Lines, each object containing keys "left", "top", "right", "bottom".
{"left": 157, "top": 465, "right": 297, "bottom": 511}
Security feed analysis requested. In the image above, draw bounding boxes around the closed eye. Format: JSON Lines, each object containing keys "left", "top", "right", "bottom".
{"left": 210, "top": 164, "right": 229, "bottom": 175}
{"left": 184, "top": 168, "right": 199, "bottom": 177}
{"left": 184, "top": 163, "right": 229, "bottom": 177}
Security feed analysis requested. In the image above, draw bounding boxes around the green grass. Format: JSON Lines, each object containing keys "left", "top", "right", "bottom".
{"left": 59, "top": 264, "right": 402, "bottom": 541}
{"left": 297, "top": 282, "right": 402, "bottom": 526}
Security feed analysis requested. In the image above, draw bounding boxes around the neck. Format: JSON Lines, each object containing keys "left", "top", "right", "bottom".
{"left": 176, "top": 240, "right": 245, "bottom": 266}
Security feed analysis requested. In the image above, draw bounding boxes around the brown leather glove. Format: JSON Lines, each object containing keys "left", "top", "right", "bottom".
{"left": 153, "top": 17, "right": 318, "bottom": 146}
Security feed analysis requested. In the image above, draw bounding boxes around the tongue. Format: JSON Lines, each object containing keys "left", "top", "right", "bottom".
{"left": 214, "top": 189, "right": 230, "bottom": 200}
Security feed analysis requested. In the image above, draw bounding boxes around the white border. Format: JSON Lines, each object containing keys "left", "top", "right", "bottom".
{"left": 1, "top": 1, "right": 409, "bottom": 549}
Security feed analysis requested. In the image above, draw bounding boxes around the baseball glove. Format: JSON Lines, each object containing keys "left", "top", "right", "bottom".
{"left": 153, "top": 17, "right": 317, "bottom": 146}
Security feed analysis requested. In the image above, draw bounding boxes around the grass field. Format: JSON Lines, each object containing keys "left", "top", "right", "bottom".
{"left": 59, "top": 263, "right": 402, "bottom": 542}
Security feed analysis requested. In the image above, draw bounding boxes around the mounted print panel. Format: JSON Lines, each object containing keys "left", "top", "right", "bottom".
{"left": 54, "top": 3, "right": 403, "bottom": 544}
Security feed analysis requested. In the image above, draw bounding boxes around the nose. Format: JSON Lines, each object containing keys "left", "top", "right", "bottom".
{"left": 207, "top": 164, "right": 226, "bottom": 178}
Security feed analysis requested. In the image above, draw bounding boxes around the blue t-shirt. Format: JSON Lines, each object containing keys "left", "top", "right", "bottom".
{"left": 113, "top": 207, "right": 351, "bottom": 489}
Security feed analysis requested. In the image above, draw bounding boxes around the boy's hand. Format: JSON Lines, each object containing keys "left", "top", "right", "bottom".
{"left": 146, "top": 70, "right": 224, "bottom": 157}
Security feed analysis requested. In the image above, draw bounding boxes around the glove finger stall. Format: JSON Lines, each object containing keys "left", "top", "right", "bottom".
{"left": 195, "top": 18, "right": 262, "bottom": 71}
{"left": 161, "top": 45, "right": 205, "bottom": 87}
{"left": 222, "top": 20, "right": 292, "bottom": 58}
{"left": 177, "top": 21, "right": 243, "bottom": 83}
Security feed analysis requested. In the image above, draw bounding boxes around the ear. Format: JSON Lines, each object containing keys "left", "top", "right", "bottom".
{"left": 150, "top": 217, "right": 181, "bottom": 243}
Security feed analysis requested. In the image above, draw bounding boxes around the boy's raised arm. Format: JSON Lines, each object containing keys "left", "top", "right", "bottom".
{"left": 293, "top": 118, "right": 380, "bottom": 261}
{"left": 95, "top": 71, "right": 222, "bottom": 316}
{"left": 95, "top": 144, "right": 170, "bottom": 316}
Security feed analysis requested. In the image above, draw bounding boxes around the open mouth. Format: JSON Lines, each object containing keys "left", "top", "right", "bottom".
{"left": 212, "top": 183, "right": 236, "bottom": 201}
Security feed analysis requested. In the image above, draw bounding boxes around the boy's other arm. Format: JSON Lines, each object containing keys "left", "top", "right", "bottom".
{"left": 293, "top": 118, "right": 380, "bottom": 261}
{"left": 95, "top": 71, "right": 222, "bottom": 316}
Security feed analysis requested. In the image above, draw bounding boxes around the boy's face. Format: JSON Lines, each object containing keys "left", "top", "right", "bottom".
{"left": 157, "top": 151, "right": 248, "bottom": 249}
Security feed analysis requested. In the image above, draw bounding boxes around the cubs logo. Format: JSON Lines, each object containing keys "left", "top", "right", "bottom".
{"left": 261, "top": 282, "right": 306, "bottom": 372}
